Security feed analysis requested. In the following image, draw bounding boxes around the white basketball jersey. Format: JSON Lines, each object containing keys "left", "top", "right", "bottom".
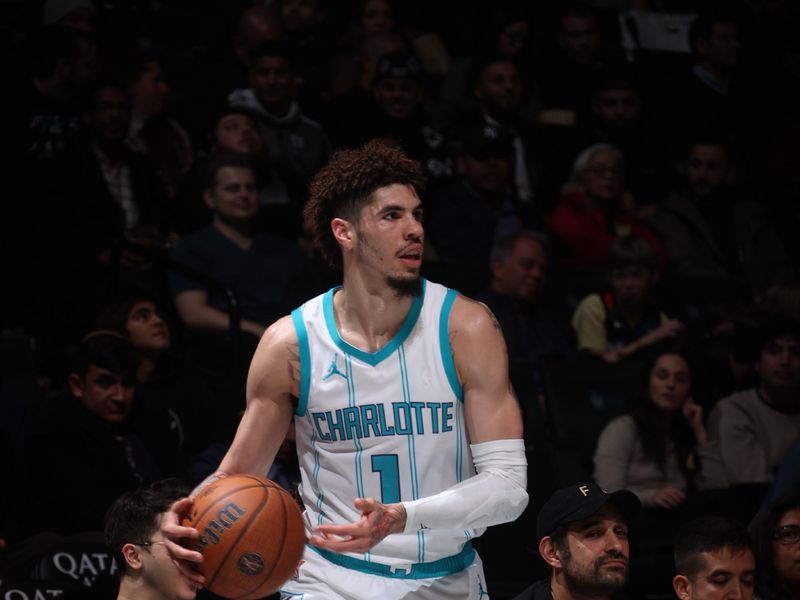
{"left": 290, "top": 279, "right": 480, "bottom": 570}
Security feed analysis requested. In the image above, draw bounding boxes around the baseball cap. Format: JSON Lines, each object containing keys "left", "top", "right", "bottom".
{"left": 374, "top": 52, "right": 422, "bottom": 83}
{"left": 536, "top": 482, "right": 641, "bottom": 542}
{"left": 458, "top": 122, "right": 514, "bottom": 158}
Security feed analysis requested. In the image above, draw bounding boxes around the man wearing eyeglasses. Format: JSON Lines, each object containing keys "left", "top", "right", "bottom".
{"left": 105, "top": 479, "right": 197, "bottom": 600}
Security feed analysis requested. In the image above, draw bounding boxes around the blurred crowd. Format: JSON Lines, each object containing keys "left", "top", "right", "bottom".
{"left": 0, "top": 0, "right": 799, "bottom": 597}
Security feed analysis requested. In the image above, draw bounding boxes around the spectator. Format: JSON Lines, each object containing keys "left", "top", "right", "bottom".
{"left": 169, "top": 153, "right": 308, "bottom": 341}
{"left": 748, "top": 494, "right": 800, "bottom": 600}
{"left": 104, "top": 479, "right": 198, "bottom": 600}
{"left": 582, "top": 71, "right": 670, "bottom": 206}
{"left": 26, "top": 332, "right": 158, "bottom": 533}
{"left": 706, "top": 316, "right": 800, "bottom": 486}
{"left": 175, "top": 105, "right": 266, "bottom": 234}
{"left": 647, "top": 137, "right": 790, "bottom": 293}
{"left": 512, "top": 481, "right": 641, "bottom": 600}
{"left": 672, "top": 516, "right": 755, "bottom": 600}
{"left": 326, "top": 30, "right": 408, "bottom": 143}
{"left": 571, "top": 236, "right": 683, "bottom": 363}
{"left": 5, "top": 25, "right": 98, "bottom": 164}
{"left": 535, "top": 5, "right": 620, "bottom": 118}
{"left": 118, "top": 50, "right": 193, "bottom": 199}
{"left": 436, "top": 7, "right": 538, "bottom": 135}
{"left": 477, "top": 230, "right": 574, "bottom": 369}
{"left": 39, "top": 79, "right": 168, "bottom": 291}
{"left": 335, "top": 52, "right": 453, "bottom": 189}
{"left": 593, "top": 349, "right": 722, "bottom": 510}
{"left": 95, "top": 291, "right": 217, "bottom": 461}
{"left": 332, "top": 0, "right": 450, "bottom": 97}
{"left": 549, "top": 143, "right": 667, "bottom": 270}
{"left": 665, "top": 11, "right": 746, "bottom": 148}
{"left": 427, "top": 122, "right": 523, "bottom": 264}
{"left": 470, "top": 55, "right": 539, "bottom": 204}
{"left": 228, "top": 41, "right": 330, "bottom": 221}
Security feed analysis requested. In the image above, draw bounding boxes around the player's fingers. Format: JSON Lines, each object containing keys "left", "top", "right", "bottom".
{"left": 164, "top": 538, "right": 204, "bottom": 565}
{"left": 308, "top": 534, "right": 370, "bottom": 554}
{"left": 163, "top": 522, "right": 201, "bottom": 540}
{"left": 175, "top": 558, "right": 206, "bottom": 587}
{"left": 313, "top": 522, "right": 365, "bottom": 539}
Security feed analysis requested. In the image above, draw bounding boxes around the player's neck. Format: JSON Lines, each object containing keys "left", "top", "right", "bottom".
{"left": 336, "top": 273, "right": 416, "bottom": 352}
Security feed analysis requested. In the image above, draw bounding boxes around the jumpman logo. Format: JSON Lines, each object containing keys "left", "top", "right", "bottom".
{"left": 323, "top": 353, "right": 348, "bottom": 381}
{"left": 477, "top": 575, "right": 489, "bottom": 599}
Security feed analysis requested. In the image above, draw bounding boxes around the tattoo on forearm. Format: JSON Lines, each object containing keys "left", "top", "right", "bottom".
{"left": 371, "top": 508, "right": 396, "bottom": 543}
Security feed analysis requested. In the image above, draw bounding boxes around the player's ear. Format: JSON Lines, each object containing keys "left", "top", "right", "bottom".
{"left": 539, "top": 536, "right": 563, "bottom": 569}
{"left": 673, "top": 574, "right": 691, "bottom": 600}
{"left": 331, "top": 217, "right": 355, "bottom": 251}
{"left": 121, "top": 543, "right": 144, "bottom": 571}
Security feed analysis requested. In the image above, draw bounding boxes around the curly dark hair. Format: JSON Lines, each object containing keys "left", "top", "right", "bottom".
{"left": 304, "top": 140, "right": 425, "bottom": 267}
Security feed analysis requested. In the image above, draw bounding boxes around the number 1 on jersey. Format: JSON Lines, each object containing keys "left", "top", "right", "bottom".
{"left": 371, "top": 454, "right": 400, "bottom": 503}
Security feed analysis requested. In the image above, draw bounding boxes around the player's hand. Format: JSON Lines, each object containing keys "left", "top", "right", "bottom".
{"left": 651, "top": 486, "right": 686, "bottom": 509}
{"left": 160, "top": 498, "right": 205, "bottom": 587}
{"left": 309, "top": 497, "right": 407, "bottom": 553}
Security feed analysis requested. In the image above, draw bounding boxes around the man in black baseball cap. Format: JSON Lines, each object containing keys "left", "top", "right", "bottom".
{"left": 512, "top": 481, "right": 641, "bottom": 600}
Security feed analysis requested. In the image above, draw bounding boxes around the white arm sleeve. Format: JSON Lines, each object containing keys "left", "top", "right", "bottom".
{"left": 401, "top": 438, "right": 529, "bottom": 533}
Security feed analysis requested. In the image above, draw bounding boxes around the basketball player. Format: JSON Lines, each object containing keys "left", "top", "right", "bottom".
{"left": 105, "top": 479, "right": 198, "bottom": 600}
{"left": 164, "top": 141, "right": 529, "bottom": 599}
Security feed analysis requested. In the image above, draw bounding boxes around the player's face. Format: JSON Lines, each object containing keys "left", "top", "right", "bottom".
{"left": 71, "top": 366, "right": 135, "bottom": 424}
{"left": 773, "top": 508, "right": 800, "bottom": 589}
{"left": 562, "top": 506, "right": 630, "bottom": 593}
{"left": 140, "top": 525, "right": 199, "bottom": 600}
{"left": 675, "top": 548, "right": 755, "bottom": 600}
{"left": 756, "top": 335, "right": 800, "bottom": 393}
{"left": 127, "top": 300, "right": 171, "bottom": 352}
{"left": 353, "top": 184, "right": 424, "bottom": 296}
{"left": 215, "top": 114, "right": 262, "bottom": 155}
{"left": 649, "top": 354, "right": 691, "bottom": 412}
{"left": 205, "top": 166, "right": 259, "bottom": 224}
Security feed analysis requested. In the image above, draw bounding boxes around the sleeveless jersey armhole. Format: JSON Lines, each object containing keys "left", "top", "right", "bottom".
{"left": 438, "top": 288, "right": 463, "bottom": 401}
{"left": 291, "top": 305, "right": 312, "bottom": 416}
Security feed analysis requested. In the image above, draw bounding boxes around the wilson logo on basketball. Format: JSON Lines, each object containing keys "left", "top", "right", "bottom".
{"left": 237, "top": 552, "right": 265, "bottom": 576}
{"left": 196, "top": 502, "right": 247, "bottom": 550}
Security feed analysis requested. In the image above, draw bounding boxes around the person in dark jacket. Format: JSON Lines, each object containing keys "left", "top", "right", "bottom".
{"left": 513, "top": 482, "right": 641, "bottom": 600}
{"left": 26, "top": 332, "right": 159, "bottom": 533}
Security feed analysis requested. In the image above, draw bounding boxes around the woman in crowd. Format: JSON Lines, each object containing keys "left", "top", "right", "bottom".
{"left": 749, "top": 494, "right": 800, "bottom": 600}
{"left": 549, "top": 143, "right": 667, "bottom": 269}
{"left": 593, "top": 349, "right": 723, "bottom": 509}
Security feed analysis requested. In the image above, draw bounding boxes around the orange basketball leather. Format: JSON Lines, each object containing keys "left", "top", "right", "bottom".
{"left": 182, "top": 475, "right": 306, "bottom": 599}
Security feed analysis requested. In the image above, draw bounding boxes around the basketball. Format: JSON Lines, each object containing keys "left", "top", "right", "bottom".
{"left": 182, "top": 474, "right": 306, "bottom": 599}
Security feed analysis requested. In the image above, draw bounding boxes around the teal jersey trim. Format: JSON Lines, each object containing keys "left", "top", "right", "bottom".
{"left": 322, "top": 280, "right": 426, "bottom": 366}
{"left": 291, "top": 305, "right": 312, "bottom": 416}
{"left": 438, "top": 288, "right": 463, "bottom": 401}
{"left": 308, "top": 542, "right": 475, "bottom": 579}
